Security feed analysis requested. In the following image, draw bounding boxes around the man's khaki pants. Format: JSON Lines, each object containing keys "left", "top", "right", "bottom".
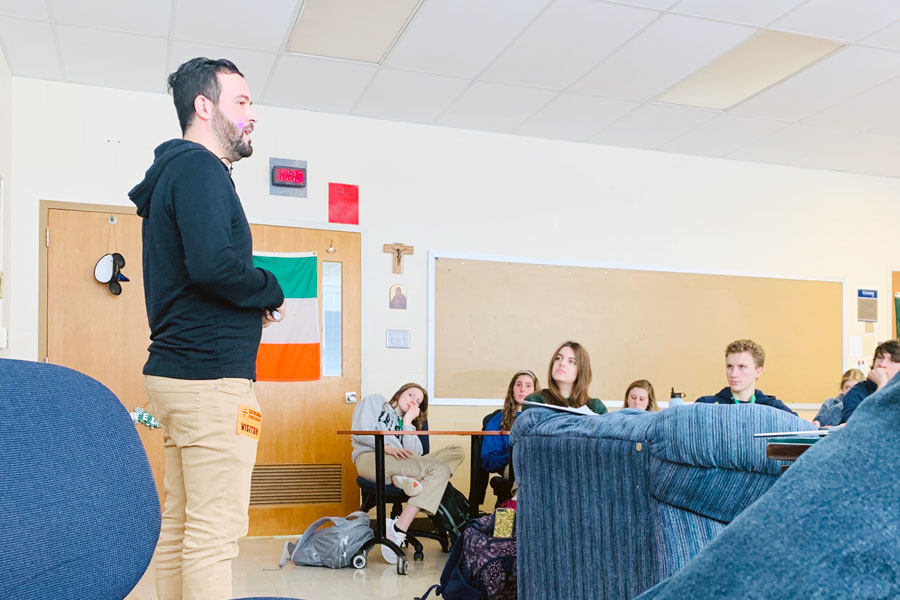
{"left": 145, "top": 375, "right": 259, "bottom": 600}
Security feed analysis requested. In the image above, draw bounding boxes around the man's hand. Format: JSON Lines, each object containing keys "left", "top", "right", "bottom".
{"left": 869, "top": 367, "right": 890, "bottom": 389}
{"left": 402, "top": 405, "right": 420, "bottom": 427}
{"left": 385, "top": 446, "right": 413, "bottom": 460}
{"left": 262, "top": 303, "right": 286, "bottom": 328}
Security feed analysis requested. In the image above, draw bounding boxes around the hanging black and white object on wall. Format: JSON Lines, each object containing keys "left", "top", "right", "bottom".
{"left": 94, "top": 214, "right": 129, "bottom": 295}
{"left": 94, "top": 252, "right": 129, "bottom": 295}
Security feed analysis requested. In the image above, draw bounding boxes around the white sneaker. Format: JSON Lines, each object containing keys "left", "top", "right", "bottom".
{"left": 381, "top": 518, "right": 406, "bottom": 565}
{"left": 391, "top": 475, "right": 423, "bottom": 497}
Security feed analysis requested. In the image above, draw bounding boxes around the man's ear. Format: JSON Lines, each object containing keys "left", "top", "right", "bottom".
{"left": 193, "top": 94, "right": 213, "bottom": 122}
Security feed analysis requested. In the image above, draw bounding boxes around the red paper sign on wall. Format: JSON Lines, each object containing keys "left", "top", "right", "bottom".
{"left": 329, "top": 183, "right": 359, "bottom": 225}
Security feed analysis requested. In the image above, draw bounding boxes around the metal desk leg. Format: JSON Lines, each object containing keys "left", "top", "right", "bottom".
{"left": 375, "top": 434, "right": 387, "bottom": 538}
{"left": 468, "top": 435, "right": 480, "bottom": 519}
{"left": 357, "top": 434, "right": 407, "bottom": 573}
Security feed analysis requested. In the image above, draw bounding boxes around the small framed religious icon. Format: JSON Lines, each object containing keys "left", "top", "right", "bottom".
{"left": 389, "top": 284, "right": 407, "bottom": 310}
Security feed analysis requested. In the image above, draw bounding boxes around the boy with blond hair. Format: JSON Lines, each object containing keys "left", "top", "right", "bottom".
{"left": 696, "top": 339, "right": 796, "bottom": 415}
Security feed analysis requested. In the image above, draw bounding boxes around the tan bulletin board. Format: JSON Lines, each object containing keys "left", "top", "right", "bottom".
{"left": 432, "top": 256, "right": 843, "bottom": 406}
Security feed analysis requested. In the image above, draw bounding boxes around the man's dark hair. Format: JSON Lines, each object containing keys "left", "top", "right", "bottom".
{"left": 167, "top": 57, "right": 244, "bottom": 134}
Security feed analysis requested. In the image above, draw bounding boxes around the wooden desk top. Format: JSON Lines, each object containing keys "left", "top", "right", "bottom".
{"left": 337, "top": 430, "right": 509, "bottom": 436}
{"left": 766, "top": 440, "right": 816, "bottom": 462}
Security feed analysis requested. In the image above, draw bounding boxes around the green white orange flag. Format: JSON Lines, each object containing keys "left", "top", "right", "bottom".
{"left": 252, "top": 252, "right": 320, "bottom": 382}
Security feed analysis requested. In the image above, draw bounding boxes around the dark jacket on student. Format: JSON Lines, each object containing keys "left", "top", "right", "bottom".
{"left": 481, "top": 410, "right": 515, "bottom": 473}
{"left": 814, "top": 394, "right": 845, "bottom": 427}
{"left": 128, "top": 139, "right": 284, "bottom": 381}
{"left": 840, "top": 379, "right": 878, "bottom": 424}
{"left": 523, "top": 391, "right": 609, "bottom": 416}
{"left": 696, "top": 387, "right": 796, "bottom": 416}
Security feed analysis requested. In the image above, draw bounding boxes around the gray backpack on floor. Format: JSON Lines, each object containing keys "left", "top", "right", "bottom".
{"left": 278, "top": 511, "right": 374, "bottom": 569}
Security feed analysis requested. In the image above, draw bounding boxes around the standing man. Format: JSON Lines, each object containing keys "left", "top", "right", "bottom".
{"left": 129, "top": 57, "right": 285, "bottom": 600}
{"left": 696, "top": 339, "right": 797, "bottom": 415}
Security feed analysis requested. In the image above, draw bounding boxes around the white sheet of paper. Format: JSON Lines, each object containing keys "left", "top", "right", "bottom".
{"left": 522, "top": 400, "right": 595, "bottom": 416}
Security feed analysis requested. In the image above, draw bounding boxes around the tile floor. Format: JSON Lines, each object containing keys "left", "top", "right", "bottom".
{"left": 126, "top": 536, "right": 448, "bottom": 600}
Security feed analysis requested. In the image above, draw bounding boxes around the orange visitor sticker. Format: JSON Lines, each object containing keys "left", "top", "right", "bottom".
{"left": 236, "top": 405, "right": 262, "bottom": 440}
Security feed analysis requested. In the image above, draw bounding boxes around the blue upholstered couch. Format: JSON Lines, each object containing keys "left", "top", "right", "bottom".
{"left": 510, "top": 403, "right": 812, "bottom": 600}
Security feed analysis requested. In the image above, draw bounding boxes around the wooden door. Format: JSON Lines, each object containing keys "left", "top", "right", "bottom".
{"left": 44, "top": 207, "right": 164, "bottom": 496}
{"left": 248, "top": 224, "right": 361, "bottom": 534}
{"left": 44, "top": 205, "right": 361, "bottom": 535}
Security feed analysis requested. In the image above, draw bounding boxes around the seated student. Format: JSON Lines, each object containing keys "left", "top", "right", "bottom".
{"left": 351, "top": 383, "right": 464, "bottom": 564}
{"left": 481, "top": 369, "right": 540, "bottom": 473}
{"left": 840, "top": 339, "right": 900, "bottom": 423}
{"left": 696, "top": 339, "right": 796, "bottom": 415}
{"left": 524, "top": 341, "right": 608, "bottom": 415}
{"left": 813, "top": 368, "right": 864, "bottom": 427}
{"left": 624, "top": 379, "right": 659, "bottom": 411}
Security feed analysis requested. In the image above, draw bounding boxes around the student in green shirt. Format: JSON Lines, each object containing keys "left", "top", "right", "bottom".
{"left": 524, "top": 341, "right": 608, "bottom": 415}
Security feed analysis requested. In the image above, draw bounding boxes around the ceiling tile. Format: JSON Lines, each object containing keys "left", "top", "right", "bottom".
{"left": 174, "top": 0, "right": 297, "bottom": 53}
{"left": 514, "top": 93, "right": 639, "bottom": 142}
{"left": 56, "top": 25, "right": 167, "bottom": 92}
{"left": 770, "top": 0, "right": 900, "bottom": 42}
{"left": 353, "top": 68, "right": 469, "bottom": 124}
{"left": 435, "top": 81, "right": 557, "bottom": 133}
{"left": 383, "top": 0, "right": 551, "bottom": 78}
{"left": 660, "top": 114, "right": 788, "bottom": 156}
{"left": 264, "top": 54, "right": 376, "bottom": 113}
{"left": 0, "top": 16, "right": 61, "bottom": 79}
{"left": 613, "top": 0, "right": 679, "bottom": 8}
{"left": 0, "top": 0, "right": 48, "bottom": 20}
{"left": 842, "top": 131, "right": 900, "bottom": 177}
{"left": 671, "top": 0, "right": 805, "bottom": 27}
{"left": 726, "top": 122, "right": 859, "bottom": 167}
{"left": 731, "top": 46, "right": 900, "bottom": 121}
{"left": 590, "top": 102, "right": 718, "bottom": 148}
{"left": 480, "top": 0, "right": 658, "bottom": 90}
{"left": 170, "top": 41, "right": 276, "bottom": 98}
{"left": 861, "top": 20, "right": 900, "bottom": 51}
{"left": 571, "top": 14, "right": 754, "bottom": 101}
{"left": 787, "top": 128, "right": 869, "bottom": 172}
{"left": 802, "top": 76, "right": 900, "bottom": 131}
{"left": 50, "top": 0, "right": 171, "bottom": 37}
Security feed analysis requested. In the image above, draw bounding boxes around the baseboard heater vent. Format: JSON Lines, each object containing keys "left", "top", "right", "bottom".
{"left": 250, "top": 463, "right": 342, "bottom": 505}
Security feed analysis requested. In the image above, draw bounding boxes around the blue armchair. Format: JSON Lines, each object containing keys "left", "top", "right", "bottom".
{"left": 0, "top": 358, "right": 300, "bottom": 600}
{"left": 0, "top": 358, "right": 161, "bottom": 599}
{"left": 510, "top": 403, "right": 812, "bottom": 600}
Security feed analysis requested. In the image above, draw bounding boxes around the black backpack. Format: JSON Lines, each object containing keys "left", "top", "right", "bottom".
{"left": 416, "top": 513, "right": 517, "bottom": 600}
{"left": 430, "top": 482, "right": 471, "bottom": 546}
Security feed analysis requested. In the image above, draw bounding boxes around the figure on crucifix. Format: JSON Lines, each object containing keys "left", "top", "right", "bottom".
{"left": 383, "top": 243, "right": 414, "bottom": 274}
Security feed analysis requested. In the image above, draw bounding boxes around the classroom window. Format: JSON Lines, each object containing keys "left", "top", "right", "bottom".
{"left": 322, "top": 261, "right": 342, "bottom": 376}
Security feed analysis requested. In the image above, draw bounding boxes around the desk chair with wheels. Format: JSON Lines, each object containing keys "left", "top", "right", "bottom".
{"left": 0, "top": 358, "right": 301, "bottom": 600}
{"left": 356, "top": 421, "right": 451, "bottom": 560}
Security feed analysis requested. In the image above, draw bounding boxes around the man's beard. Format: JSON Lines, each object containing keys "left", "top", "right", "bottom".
{"left": 212, "top": 106, "right": 252, "bottom": 161}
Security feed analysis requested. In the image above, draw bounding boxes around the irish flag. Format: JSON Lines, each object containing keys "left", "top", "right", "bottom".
{"left": 252, "top": 252, "right": 321, "bottom": 382}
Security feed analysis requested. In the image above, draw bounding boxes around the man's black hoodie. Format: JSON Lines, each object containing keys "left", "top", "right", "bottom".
{"left": 128, "top": 139, "right": 283, "bottom": 380}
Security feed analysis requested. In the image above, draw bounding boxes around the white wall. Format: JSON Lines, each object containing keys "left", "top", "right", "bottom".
{"left": 0, "top": 47, "right": 11, "bottom": 357}
{"left": 8, "top": 77, "right": 900, "bottom": 392}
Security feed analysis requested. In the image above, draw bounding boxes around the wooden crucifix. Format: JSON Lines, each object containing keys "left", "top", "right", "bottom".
{"left": 383, "top": 242, "right": 414, "bottom": 274}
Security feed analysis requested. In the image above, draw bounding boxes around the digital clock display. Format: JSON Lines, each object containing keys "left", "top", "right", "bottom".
{"left": 272, "top": 166, "right": 306, "bottom": 188}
